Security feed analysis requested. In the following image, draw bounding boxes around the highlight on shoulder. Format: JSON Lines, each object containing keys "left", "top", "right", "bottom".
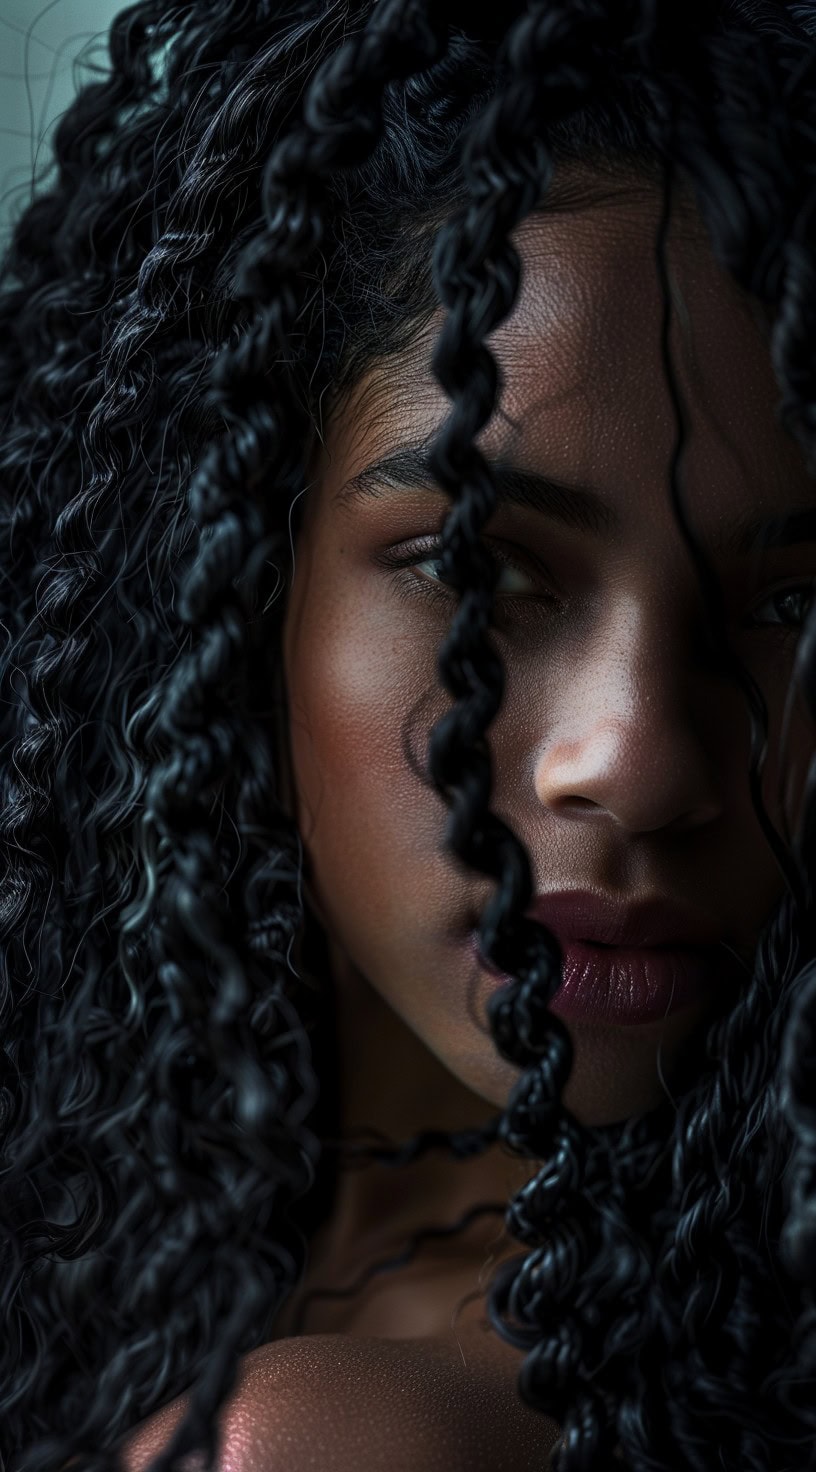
{"left": 116, "top": 1331, "right": 561, "bottom": 1472}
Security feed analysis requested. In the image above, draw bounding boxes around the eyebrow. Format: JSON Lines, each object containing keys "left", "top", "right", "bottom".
{"left": 728, "top": 507, "right": 816, "bottom": 555}
{"left": 337, "top": 443, "right": 816, "bottom": 557}
{"left": 337, "top": 445, "right": 618, "bottom": 539}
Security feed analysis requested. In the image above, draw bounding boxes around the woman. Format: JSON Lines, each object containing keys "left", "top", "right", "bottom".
{"left": 1, "top": 0, "right": 815, "bottom": 1468}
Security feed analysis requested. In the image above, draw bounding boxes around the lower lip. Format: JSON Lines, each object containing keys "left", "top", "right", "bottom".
{"left": 471, "top": 934, "right": 727, "bottom": 1026}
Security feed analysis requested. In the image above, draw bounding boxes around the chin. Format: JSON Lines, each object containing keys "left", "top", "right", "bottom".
{"left": 463, "top": 1021, "right": 693, "bottom": 1130}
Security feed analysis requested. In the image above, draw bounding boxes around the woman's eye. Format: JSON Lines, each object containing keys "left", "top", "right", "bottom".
{"left": 412, "top": 552, "right": 537, "bottom": 597}
{"left": 747, "top": 582, "right": 816, "bottom": 632}
{"left": 376, "top": 538, "right": 557, "bottom": 617}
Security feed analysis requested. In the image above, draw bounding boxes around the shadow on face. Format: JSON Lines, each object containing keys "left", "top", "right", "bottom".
{"left": 282, "top": 172, "right": 814, "bottom": 1128}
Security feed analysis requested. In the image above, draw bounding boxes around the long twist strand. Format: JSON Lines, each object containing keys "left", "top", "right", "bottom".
{"left": 425, "top": 5, "right": 651, "bottom": 1466}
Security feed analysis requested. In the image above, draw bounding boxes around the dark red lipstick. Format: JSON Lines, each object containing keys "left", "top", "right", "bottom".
{"left": 472, "top": 889, "right": 742, "bottom": 1026}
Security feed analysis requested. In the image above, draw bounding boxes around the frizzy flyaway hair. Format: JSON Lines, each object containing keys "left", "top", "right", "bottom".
{"left": 1, "top": 1, "right": 816, "bottom": 1470}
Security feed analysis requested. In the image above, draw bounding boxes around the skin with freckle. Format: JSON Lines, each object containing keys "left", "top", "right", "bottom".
{"left": 121, "top": 1332, "right": 561, "bottom": 1472}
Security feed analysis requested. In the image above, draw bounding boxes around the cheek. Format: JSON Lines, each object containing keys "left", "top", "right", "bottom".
{"left": 751, "top": 657, "right": 816, "bottom": 843}
{"left": 283, "top": 563, "right": 453, "bottom": 947}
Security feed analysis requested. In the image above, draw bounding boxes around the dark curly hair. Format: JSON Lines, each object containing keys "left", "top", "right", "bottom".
{"left": 2, "top": 1, "right": 816, "bottom": 1469}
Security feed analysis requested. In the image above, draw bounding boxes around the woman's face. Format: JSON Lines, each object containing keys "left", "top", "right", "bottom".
{"left": 282, "top": 179, "right": 816, "bottom": 1126}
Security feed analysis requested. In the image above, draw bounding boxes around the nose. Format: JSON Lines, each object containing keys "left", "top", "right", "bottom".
{"left": 532, "top": 601, "right": 728, "bottom": 836}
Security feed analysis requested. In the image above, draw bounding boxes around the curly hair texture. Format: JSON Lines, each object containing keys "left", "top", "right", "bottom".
{"left": 2, "top": 1, "right": 816, "bottom": 1469}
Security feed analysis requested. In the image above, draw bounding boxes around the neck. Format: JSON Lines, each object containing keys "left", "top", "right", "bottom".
{"left": 312, "top": 942, "right": 533, "bottom": 1271}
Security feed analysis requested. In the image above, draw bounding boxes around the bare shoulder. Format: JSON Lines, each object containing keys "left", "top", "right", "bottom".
{"left": 119, "top": 1328, "right": 561, "bottom": 1472}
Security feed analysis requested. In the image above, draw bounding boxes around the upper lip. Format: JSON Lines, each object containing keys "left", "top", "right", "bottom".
{"left": 526, "top": 890, "right": 724, "bottom": 949}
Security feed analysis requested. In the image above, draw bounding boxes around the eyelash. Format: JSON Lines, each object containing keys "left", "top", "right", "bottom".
{"left": 381, "top": 540, "right": 816, "bottom": 637}
{"left": 746, "top": 580, "right": 816, "bottom": 634}
{"left": 380, "top": 540, "right": 555, "bottom": 610}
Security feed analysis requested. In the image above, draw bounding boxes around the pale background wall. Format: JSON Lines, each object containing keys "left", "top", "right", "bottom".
{"left": 0, "top": 1, "right": 120, "bottom": 250}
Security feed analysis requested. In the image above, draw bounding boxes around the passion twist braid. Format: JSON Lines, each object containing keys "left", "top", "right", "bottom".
{"left": 425, "top": 4, "right": 664, "bottom": 1467}
{"left": 624, "top": 15, "right": 816, "bottom": 1468}
{"left": 0, "top": 0, "right": 312, "bottom": 1179}
{"left": 762, "top": 0, "right": 816, "bottom": 1329}
{"left": 3, "top": 2, "right": 816, "bottom": 1471}
{"left": 0, "top": 0, "right": 172, "bottom": 693}
{"left": 2, "top": 4, "right": 479, "bottom": 1470}
{"left": 0, "top": 8, "right": 371, "bottom": 1466}
{"left": 427, "top": 2, "right": 816, "bottom": 1468}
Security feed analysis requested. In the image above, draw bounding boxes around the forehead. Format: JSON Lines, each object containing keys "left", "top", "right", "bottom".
{"left": 324, "top": 183, "right": 807, "bottom": 527}
{"left": 491, "top": 195, "right": 787, "bottom": 494}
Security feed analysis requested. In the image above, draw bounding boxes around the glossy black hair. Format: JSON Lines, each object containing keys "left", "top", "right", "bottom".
{"left": 2, "top": 2, "right": 816, "bottom": 1469}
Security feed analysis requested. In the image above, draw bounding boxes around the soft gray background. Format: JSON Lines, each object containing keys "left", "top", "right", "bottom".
{"left": 0, "top": 1, "right": 120, "bottom": 250}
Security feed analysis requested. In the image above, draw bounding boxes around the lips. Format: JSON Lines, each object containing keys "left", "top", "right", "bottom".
{"left": 545, "top": 938, "right": 735, "bottom": 1025}
{"left": 525, "top": 889, "right": 724, "bottom": 949}
{"left": 471, "top": 888, "right": 742, "bottom": 1027}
